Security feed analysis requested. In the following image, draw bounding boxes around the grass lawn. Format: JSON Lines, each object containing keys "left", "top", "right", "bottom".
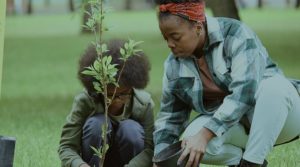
{"left": 1, "top": 9, "right": 300, "bottom": 167}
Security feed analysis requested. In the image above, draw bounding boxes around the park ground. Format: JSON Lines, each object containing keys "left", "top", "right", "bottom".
{"left": 1, "top": 8, "right": 300, "bottom": 166}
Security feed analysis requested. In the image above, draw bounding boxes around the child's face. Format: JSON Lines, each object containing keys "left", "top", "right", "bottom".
{"left": 107, "top": 86, "right": 132, "bottom": 115}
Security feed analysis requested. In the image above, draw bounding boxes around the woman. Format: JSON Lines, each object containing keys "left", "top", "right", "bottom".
{"left": 153, "top": 0, "right": 300, "bottom": 167}
{"left": 58, "top": 39, "right": 154, "bottom": 167}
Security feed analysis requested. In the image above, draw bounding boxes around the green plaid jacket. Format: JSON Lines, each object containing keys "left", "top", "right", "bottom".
{"left": 154, "top": 16, "right": 300, "bottom": 154}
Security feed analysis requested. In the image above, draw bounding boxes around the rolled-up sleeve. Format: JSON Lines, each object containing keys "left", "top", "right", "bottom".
{"left": 153, "top": 62, "right": 191, "bottom": 155}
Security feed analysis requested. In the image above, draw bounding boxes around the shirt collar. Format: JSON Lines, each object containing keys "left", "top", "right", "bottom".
{"left": 206, "top": 16, "right": 224, "bottom": 46}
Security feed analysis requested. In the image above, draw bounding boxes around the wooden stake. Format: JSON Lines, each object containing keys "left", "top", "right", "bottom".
{"left": 0, "top": 0, "right": 6, "bottom": 98}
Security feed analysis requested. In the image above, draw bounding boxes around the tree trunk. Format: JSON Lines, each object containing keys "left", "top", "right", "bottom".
{"left": 6, "top": 0, "right": 15, "bottom": 15}
{"left": 258, "top": 0, "right": 263, "bottom": 9}
{"left": 205, "top": 0, "right": 240, "bottom": 20}
{"left": 125, "top": 0, "right": 132, "bottom": 10}
{"left": 26, "top": 0, "right": 33, "bottom": 14}
{"left": 69, "top": 0, "right": 75, "bottom": 12}
{"left": 296, "top": 0, "right": 300, "bottom": 8}
{"left": 44, "top": 0, "right": 50, "bottom": 7}
{"left": 238, "top": 0, "right": 247, "bottom": 9}
{"left": 146, "top": 0, "right": 155, "bottom": 8}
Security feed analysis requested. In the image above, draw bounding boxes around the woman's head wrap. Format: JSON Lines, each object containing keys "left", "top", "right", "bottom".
{"left": 159, "top": 1, "right": 206, "bottom": 23}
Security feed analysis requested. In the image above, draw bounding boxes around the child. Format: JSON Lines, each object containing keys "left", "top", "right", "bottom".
{"left": 58, "top": 39, "right": 154, "bottom": 167}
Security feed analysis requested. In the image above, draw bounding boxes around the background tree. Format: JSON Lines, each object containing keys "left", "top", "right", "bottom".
{"left": 6, "top": 0, "right": 15, "bottom": 15}
{"left": 124, "top": 0, "right": 132, "bottom": 10}
{"left": 146, "top": 0, "right": 155, "bottom": 8}
{"left": 296, "top": 0, "right": 300, "bottom": 8}
{"left": 69, "top": 0, "right": 75, "bottom": 12}
{"left": 258, "top": 0, "right": 263, "bottom": 9}
{"left": 44, "top": 0, "right": 50, "bottom": 7}
{"left": 26, "top": 0, "right": 33, "bottom": 14}
{"left": 205, "top": 0, "right": 240, "bottom": 20}
{"left": 286, "top": 0, "right": 290, "bottom": 7}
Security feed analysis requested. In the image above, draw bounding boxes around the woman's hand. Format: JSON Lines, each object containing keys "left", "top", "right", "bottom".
{"left": 79, "top": 163, "right": 90, "bottom": 167}
{"left": 177, "top": 128, "right": 215, "bottom": 167}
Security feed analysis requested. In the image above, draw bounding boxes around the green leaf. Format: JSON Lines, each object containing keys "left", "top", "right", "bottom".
{"left": 128, "top": 39, "right": 134, "bottom": 48}
{"left": 90, "top": 146, "right": 101, "bottom": 157}
{"left": 106, "top": 56, "right": 112, "bottom": 65}
{"left": 133, "top": 41, "right": 144, "bottom": 47}
{"left": 107, "top": 64, "right": 116, "bottom": 70}
{"left": 119, "top": 57, "right": 126, "bottom": 61}
{"left": 134, "top": 49, "right": 143, "bottom": 52}
{"left": 88, "top": 0, "right": 98, "bottom": 5}
{"left": 96, "top": 45, "right": 102, "bottom": 55}
{"left": 124, "top": 43, "right": 129, "bottom": 50}
{"left": 81, "top": 69, "right": 97, "bottom": 76}
{"left": 102, "top": 56, "right": 107, "bottom": 63}
{"left": 86, "top": 17, "right": 95, "bottom": 28}
{"left": 93, "top": 59, "right": 102, "bottom": 72}
{"left": 84, "top": 10, "right": 92, "bottom": 17}
{"left": 133, "top": 49, "right": 143, "bottom": 55}
{"left": 113, "top": 82, "right": 119, "bottom": 87}
{"left": 101, "top": 44, "right": 108, "bottom": 53}
{"left": 93, "top": 82, "right": 103, "bottom": 93}
{"left": 81, "top": 25, "right": 91, "bottom": 30}
{"left": 120, "top": 48, "right": 126, "bottom": 57}
{"left": 86, "top": 66, "right": 94, "bottom": 71}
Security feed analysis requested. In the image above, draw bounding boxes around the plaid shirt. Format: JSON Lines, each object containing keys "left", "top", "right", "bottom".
{"left": 153, "top": 16, "right": 289, "bottom": 154}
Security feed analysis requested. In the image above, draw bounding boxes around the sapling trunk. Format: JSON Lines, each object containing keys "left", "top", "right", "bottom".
{"left": 81, "top": 1, "right": 143, "bottom": 166}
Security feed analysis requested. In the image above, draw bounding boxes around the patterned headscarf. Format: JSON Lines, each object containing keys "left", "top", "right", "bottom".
{"left": 159, "top": 2, "right": 206, "bottom": 23}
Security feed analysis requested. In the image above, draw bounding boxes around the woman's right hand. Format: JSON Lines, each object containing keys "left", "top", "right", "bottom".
{"left": 79, "top": 163, "right": 90, "bottom": 167}
{"left": 177, "top": 128, "right": 215, "bottom": 167}
{"left": 153, "top": 163, "right": 159, "bottom": 167}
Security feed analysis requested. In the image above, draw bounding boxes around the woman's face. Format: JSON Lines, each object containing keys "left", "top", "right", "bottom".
{"left": 159, "top": 15, "right": 203, "bottom": 58}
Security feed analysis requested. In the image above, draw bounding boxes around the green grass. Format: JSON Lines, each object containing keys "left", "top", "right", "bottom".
{"left": 1, "top": 9, "right": 300, "bottom": 166}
